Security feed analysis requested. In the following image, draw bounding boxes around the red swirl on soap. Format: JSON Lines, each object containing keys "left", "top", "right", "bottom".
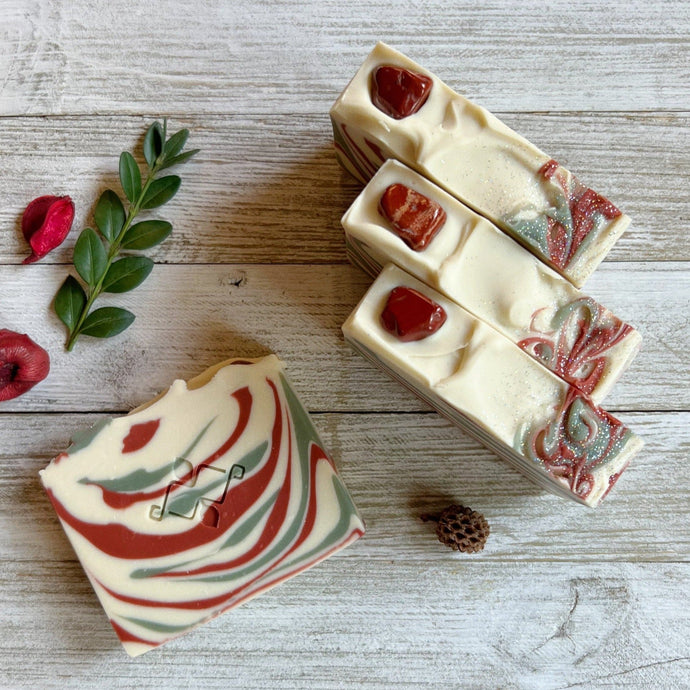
{"left": 381, "top": 286, "right": 446, "bottom": 342}
{"left": 122, "top": 420, "right": 161, "bottom": 454}
{"left": 371, "top": 65, "right": 432, "bottom": 119}
{"left": 379, "top": 183, "right": 446, "bottom": 251}
{"left": 534, "top": 159, "right": 623, "bottom": 270}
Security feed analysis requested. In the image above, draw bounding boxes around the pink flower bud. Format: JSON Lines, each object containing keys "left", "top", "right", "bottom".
{"left": 0, "top": 329, "right": 50, "bottom": 401}
{"left": 21, "top": 195, "right": 75, "bottom": 264}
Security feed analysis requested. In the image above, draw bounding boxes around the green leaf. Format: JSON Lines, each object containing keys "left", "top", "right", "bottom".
{"left": 140, "top": 175, "right": 181, "bottom": 209}
{"left": 163, "top": 129, "right": 189, "bottom": 160}
{"left": 94, "top": 190, "right": 125, "bottom": 242}
{"left": 119, "top": 151, "right": 141, "bottom": 203}
{"left": 54, "top": 275, "right": 87, "bottom": 333}
{"left": 143, "top": 121, "right": 164, "bottom": 168}
{"left": 73, "top": 228, "right": 108, "bottom": 287}
{"left": 159, "top": 149, "right": 199, "bottom": 170}
{"left": 121, "top": 220, "right": 173, "bottom": 250}
{"left": 79, "top": 307, "right": 135, "bottom": 338}
{"left": 102, "top": 256, "right": 154, "bottom": 293}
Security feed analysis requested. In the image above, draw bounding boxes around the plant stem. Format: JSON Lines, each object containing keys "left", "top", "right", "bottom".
{"left": 65, "top": 159, "right": 162, "bottom": 351}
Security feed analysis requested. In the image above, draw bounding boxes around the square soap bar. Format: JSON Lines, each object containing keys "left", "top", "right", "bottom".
{"left": 40, "top": 356, "right": 365, "bottom": 656}
{"left": 342, "top": 159, "right": 641, "bottom": 404}
{"left": 331, "top": 43, "right": 630, "bottom": 287}
{"left": 343, "top": 263, "right": 642, "bottom": 507}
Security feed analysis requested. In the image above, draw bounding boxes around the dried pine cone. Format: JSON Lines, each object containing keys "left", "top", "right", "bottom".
{"left": 422, "top": 504, "right": 490, "bottom": 553}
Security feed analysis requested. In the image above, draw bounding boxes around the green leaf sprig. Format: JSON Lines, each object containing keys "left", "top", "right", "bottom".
{"left": 54, "top": 120, "right": 199, "bottom": 351}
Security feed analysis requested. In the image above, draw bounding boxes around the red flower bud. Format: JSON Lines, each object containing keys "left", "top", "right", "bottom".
{"left": 0, "top": 329, "right": 50, "bottom": 401}
{"left": 21, "top": 195, "right": 75, "bottom": 264}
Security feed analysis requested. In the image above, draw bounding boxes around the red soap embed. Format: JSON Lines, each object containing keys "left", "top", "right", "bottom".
{"left": 381, "top": 286, "right": 446, "bottom": 342}
{"left": 379, "top": 183, "right": 446, "bottom": 250}
{"left": 371, "top": 65, "right": 432, "bottom": 119}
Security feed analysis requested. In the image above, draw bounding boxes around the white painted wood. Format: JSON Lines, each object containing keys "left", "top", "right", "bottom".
{"left": 0, "top": 411, "right": 686, "bottom": 564}
{"left": 0, "top": 0, "right": 689, "bottom": 115}
{"left": 1, "top": 559, "right": 688, "bottom": 688}
{"left": 0, "top": 263, "right": 685, "bottom": 412}
{"left": 0, "top": 112, "right": 687, "bottom": 264}
{"left": 1, "top": 412, "right": 688, "bottom": 686}
{"left": 0, "top": 0, "right": 688, "bottom": 686}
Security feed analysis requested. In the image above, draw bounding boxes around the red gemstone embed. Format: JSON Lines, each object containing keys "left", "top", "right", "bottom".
{"left": 380, "top": 286, "right": 447, "bottom": 342}
{"left": 371, "top": 65, "right": 433, "bottom": 119}
{"left": 379, "top": 184, "right": 446, "bottom": 251}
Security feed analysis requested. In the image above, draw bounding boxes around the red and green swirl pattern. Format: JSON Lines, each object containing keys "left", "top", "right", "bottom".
{"left": 517, "top": 297, "right": 635, "bottom": 397}
{"left": 514, "top": 387, "right": 634, "bottom": 503}
{"left": 504, "top": 159, "right": 623, "bottom": 273}
{"left": 40, "top": 357, "right": 364, "bottom": 656}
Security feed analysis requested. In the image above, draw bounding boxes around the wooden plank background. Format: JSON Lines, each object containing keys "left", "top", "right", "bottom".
{"left": 1, "top": 1, "right": 688, "bottom": 688}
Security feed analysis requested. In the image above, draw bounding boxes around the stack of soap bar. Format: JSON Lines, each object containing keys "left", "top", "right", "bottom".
{"left": 40, "top": 356, "right": 365, "bottom": 656}
{"left": 342, "top": 159, "right": 641, "bottom": 404}
{"left": 342, "top": 264, "right": 643, "bottom": 507}
{"left": 330, "top": 42, "right": 630, "bottom": 287}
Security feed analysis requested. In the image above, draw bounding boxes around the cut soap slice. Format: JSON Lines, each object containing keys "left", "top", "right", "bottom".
{"left": 330, "top": 43, "right": 630, "bottom": 287}
{"left": 40, "top": 355, "right": 365, "bottom": 656}
{"left": 342, "top": 263, "right": 642, "bottom": 507}
{"left": 342, "top": 159, "right": 641, "bottom": 404}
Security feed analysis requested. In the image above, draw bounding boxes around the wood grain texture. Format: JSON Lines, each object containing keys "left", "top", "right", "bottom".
{"left": 0, "top": 112, "right": 688, "bottom": 264}
{"left": 0, "top": 263, "right": 686, "bottom": 412}
{"left": 1, "top": 0, "right": 689, "bottom": 115}
{"left": 1, "top": 412, "right": 688, "bottom": 686}
{"left": 0, "top": 411, "right": 686, "bottom": 564}
{"left": 1, "top": 558, "right": 688, "bottom": 689}
{"left": 0, "top": 0, "right": 688, "bottom": 686}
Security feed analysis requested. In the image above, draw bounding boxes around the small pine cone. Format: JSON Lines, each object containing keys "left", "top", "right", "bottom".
{"left": 434, "top": 504, "right": 490, "bottom": 553}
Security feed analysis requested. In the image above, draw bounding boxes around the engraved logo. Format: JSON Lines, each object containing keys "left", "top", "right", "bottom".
{"left": 149, "top": 458, "right": 245, "bottom": 528}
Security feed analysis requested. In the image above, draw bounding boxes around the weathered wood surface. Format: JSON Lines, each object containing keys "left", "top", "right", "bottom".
{"left": 1, "top": 0, "right": 689, "bottom": 115}
{"left": 0, "top": 264, "right": 686, "bottom": 412}
{"left": 0, "top": 0, "right": 688, "bottom": 687}
{"left": 1, "top": 559, "right": 688, "bottom": 689}
{"left": 1, "top": 413, "right": 688, "bottom": 686}
{"left": 1, "top": 412, "right": 687, "bottom": 564}
{"left": 0, "top": 113, "right": 688, "bottom": 263}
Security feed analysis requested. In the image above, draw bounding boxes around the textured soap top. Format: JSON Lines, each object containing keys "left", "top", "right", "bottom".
{"left": 40, "top": 355, "right": 365, "bottom": 656}
{"left": 330, "top": 42, "right": 630, "bottom": 287}
{"left": 342, "top": 159, "right": 641, "bottom": 404}
{"left": 342, "top": 264, "right": 642, "bottom": 506}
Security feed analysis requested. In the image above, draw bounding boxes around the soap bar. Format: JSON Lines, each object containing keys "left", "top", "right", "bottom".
{"left": 342, "top": 159, "right": 641, "bottom": 404}
{"left": 342, "top": 264, "right": 642, "bottom": 507}
{"left": 40, "top": 356, "right": 365, "bottom": 656}
{"left": 331, "top": 43, "right": 630, "bottom": 287}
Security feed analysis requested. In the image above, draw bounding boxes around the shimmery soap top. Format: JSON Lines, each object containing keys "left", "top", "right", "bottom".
{"left": 330, "top": 42, "right": 631, "bottom": 287}
{"left": 342, "top": 264, "right": 642, "bottom": 506}
{"left": 341, "top": 159, "right": 641, "bottom": 404}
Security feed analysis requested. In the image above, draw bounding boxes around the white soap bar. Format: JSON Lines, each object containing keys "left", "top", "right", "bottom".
{"left": 331, "top": 43, "right": 630, "bottom": 287}
{"left": 342, "top": 159, "right": 641, "bottom": 404}
{"left": 342, "top": 264, "right": 642, "bottom": 507}
{"left": 40, "top": 356, "right": 365, "bottom": 656}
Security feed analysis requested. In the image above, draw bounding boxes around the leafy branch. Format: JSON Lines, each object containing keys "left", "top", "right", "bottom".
{"left": 54, "top": 120, "right": 198, "bottom": 351}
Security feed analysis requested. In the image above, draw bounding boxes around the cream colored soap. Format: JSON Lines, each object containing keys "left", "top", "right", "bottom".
{"left": 41, "top": 356, "right": 365, "bottom": 656}
{"left": 342, "top": 264, "right": 642, "bottom": 506}
{"left": 342, "top": 159, "right": 641, "bottom": 404}
{"left": 331, "top": 43, "right": 630, "bottom": 287}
